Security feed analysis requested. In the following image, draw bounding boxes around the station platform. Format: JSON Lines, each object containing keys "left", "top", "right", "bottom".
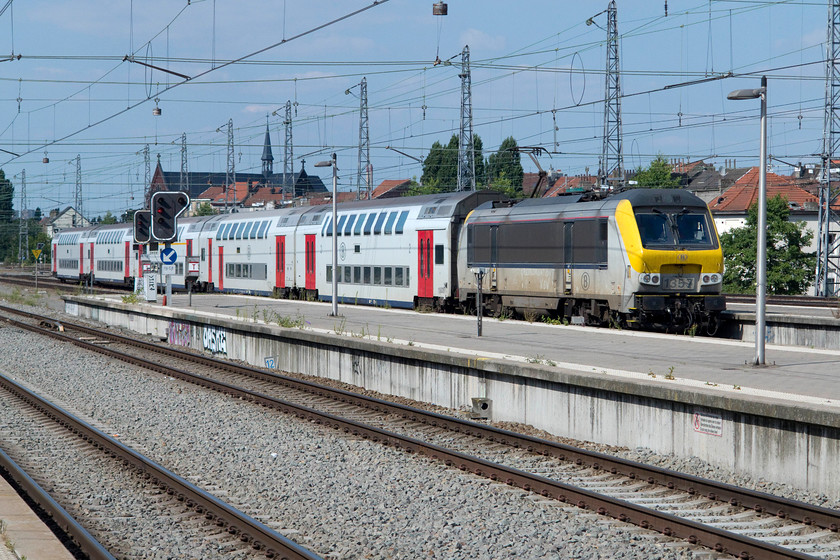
{"left": 0, "top": 472, "right": 74, "bottom": 560}
{"left": 65, "top": 292, "right": 840, "bottom": 498}
{"left": 128, "top": 292, "right": 839, "bottom": 405}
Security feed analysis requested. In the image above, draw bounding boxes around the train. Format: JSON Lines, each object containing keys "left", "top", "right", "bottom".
{"left": 52, "top": 188, "right": 726, "bottom": 333}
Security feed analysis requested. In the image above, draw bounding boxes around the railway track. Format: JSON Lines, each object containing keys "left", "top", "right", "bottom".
{"left": 0, "top": 365, "right": 322, "bottom": 559}
{"left": 0, "top": 273, "right": 122, "bottom": 295}
{"left": 724, "top": 293, "right": 840, "bottom": 309}
{"left": 3, "top": 304, "right": 840, "bottom": 559}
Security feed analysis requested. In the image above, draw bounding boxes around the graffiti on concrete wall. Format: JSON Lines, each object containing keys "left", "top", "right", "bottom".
{"left": 168, "top": 321, "right": 191, "bottom": 347}
{"left": 203, "top": 326, "right": 228, "bottom": 355}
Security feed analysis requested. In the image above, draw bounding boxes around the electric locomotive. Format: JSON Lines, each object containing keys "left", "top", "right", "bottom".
{"left": 457, "top": 188, "right": 725, "bottom": 333}
{"left": 55, "top": 188, "right": 725, "bottom": 333}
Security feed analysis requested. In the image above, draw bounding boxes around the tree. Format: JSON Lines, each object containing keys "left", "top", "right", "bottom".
{"left": 633, "top": 155, "right": 680, "bottom": 188}
{"left": 100, "top": 211, "right": 118, "bottom": 224}
{"left": 194, "top": 202, "right": 218, "bottom": 216}
{"left": 720, "top": 195, "right": 816, "bottom": 295}
{"left": 420, "top": 134, "right": 485, "bottom": 192}
{"left": 0, "top": 170, "right": 13, "bottom": 223}
{"left": 486, "top": 137, "right": 524, "bottom": 194}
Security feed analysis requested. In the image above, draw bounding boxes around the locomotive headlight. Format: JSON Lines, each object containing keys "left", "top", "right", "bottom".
{"left": 643, "top": 274, "right": 651, "bottom": 283}
{"left": 711, "top": 273, "right": 720, "bottom": 283}
{"left": 651, "top": 275, "right": 660, "bottom": 284}
{"left": 703, "top": 274, "right": 710, "bottom": 283}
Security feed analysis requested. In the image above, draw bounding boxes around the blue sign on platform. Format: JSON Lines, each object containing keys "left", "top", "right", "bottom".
{"left": 160, "top": 248, "right": 178, "bottom": 264}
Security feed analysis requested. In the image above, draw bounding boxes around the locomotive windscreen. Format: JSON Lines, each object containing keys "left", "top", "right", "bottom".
{"left": 635, "top": 209, "right": 717, "bottom": 249}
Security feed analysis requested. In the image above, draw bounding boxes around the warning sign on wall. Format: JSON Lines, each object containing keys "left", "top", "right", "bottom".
{"left": 692, "top": 412, "right": 723, "bottom": 437}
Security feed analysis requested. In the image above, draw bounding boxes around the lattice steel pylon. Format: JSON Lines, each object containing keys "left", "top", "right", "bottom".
{"left": 598, "top": 1, "right": 624, "bottom": 190}
{"left": 224, "top": 119, "right": 235, "bottom": 213}
{"left": 457, "top": 45, "right": 475, "bottom": 191}
{"left": 74, "top": 155, "right": 82, "bottom": 226}
{"left": 180, "top": 132, "right": 189, "bottom": 195}
{"left": 283, "top": 100, "right": 293, "bottom": 200}
{"left": 17, "top": 169, "right": 26, "bottom": 265}
{"left": 816, "top": 0, "right": 840, "bottom": 297}
{"left": 357, "top": 77, "right": 371, "bottom": 199}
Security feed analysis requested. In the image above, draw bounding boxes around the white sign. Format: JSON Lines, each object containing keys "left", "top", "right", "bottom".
{"left": 203, "top": 326, "right": 227, "bottom": 355}
{"left": 692, "top": 412, "right": 723, "bottom": 437}
{"left": 161, "top": 264, "right": 176, "bottom": 276}
{"left": 144, "top": 273, "right": 157, "bottom": 302}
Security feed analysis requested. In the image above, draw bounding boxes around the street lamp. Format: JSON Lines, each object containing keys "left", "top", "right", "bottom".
{"left": 727, "top": 75, "right": 767, "bottom": 366}
{"left": 315, "top": 154, "right": 339, "bottom": 317}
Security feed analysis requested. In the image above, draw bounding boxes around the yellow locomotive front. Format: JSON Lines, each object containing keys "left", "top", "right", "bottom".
{"left": 615, "top": 193, "right": 726, "bottom": 333}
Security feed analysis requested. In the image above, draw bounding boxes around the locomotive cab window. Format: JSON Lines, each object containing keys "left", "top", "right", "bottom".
{"left": 635, "top": 209, "right": 716, "bottom": 249}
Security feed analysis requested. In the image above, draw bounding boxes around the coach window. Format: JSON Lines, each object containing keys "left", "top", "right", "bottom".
{"left": 374, "top": 267, "right": 382, "bottom": 285}
{"left": 354, "top": 266, "right": 361, "bottom": 284}
{"left": 201, "top": 248, "right": 206, "bottom": 261}
{"left": 394, "top": 267, "right": 403, "bottom": 286}
{"left": 226, "top": 223, "right": 235, "bottom": 240}
{"left": 384, "top": 211, "right": 398, "bottom": 234}
{"left": 257, "top": 220, "right": 269, "bottom": 238}
{"left": 249, "top": 222, "right": 259, "bottom": 239}
{"left": 344, "top": 215, "right": 356, "bottom": 236}
{"left": 363, "top": 266, "right": 371, "bottom": 284}
{"left": 336, "top": 216, "right": 347, "bottom": 236}
{"left": 235, "top": 264, "right": 242, "bottom": 277}
{"left": 374, "top": 213, "right": 387, "bottom": 234}
{"left": 384, "top": 267, "right": 393, "bottom": 285}
{"left": 435, "top": 244, "right": 444, "bottom": 265}
{"left": 326, "top": 265, "right": 332, "bottom": 282}
{"left": 354, "top": 214, "right": 366, "bottom": 235}
{"left": 364, "top": 213, "right": 377, "bottom": 235}
{"left": 324, "top": 216, "right": 334, "bottom": 237}
{"left": 404, "top": 267, "right": 410, "bottom": 287}
{"left": 343, "top": 266, "right": 352, "bottom": 283}
{"left": 242, "top": 222, "right": 253, "bottom": 239}
{"left": 395, "top": 210, "right": 409, "bottom": 234}
{"left": 336, "top": 266, "right": 342, "bottom": 282}
{"left": 354, "top": 245, "right": 360, "bottom": 254}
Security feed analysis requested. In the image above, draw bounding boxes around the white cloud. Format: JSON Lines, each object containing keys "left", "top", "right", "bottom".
{"left": 459, "top": 29, "right": 505, "bottom": 53}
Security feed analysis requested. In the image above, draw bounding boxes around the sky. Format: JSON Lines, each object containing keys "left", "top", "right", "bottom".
{"left": 0, "top": 0, "right": 831, "bottom": 218}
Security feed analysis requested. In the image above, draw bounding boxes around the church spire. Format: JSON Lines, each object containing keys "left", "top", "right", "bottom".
{"left": 261, "top": 117, "right": 274, "bottom": 180}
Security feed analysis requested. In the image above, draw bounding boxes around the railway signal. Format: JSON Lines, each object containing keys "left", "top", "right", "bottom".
{"left": 151, "top": 191, "right": 190, "bottom": 242}
{"left": 133, "top": 210, "right": 151, "bottom": 243}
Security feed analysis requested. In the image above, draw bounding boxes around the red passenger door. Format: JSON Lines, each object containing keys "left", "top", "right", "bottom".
{"left": 79, "top": 243, "right": 84, "bottom": 276}
{"left": 89, "top": 243, "right": 94, "bottom": 275}
{"left": 207, "top": 239, "right": 213, "bottom": 285}
{"left": 52, "top": 243, "right": 57, "bottom": 273}
{"left": 275, "top": 235, "right": 286, "bottom": 288}
{"left": 417, "top": 230, "right": 434, "bottom": 298}
{"left": 304, "top": 234, "right": 316, "bottom": 290}
{"left": 218, "top": 246, "right": 224, "bottom": 290}
{"left": 124, "top": 241, "right": 130, "bottom": 279}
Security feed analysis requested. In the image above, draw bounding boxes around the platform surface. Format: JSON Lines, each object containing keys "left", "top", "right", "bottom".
{"left": 100, "top": 292, "right": 840, "bottom": 412}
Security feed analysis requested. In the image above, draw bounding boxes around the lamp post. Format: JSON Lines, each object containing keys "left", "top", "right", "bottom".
{"left": 727, "top": 76, "right": 767, "bottom": 365}
{"left": 315, "top": 154, "right": 339, "bottom": 317}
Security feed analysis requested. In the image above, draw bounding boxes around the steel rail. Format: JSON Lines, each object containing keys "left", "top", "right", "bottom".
{"left": 0, "top": 367, "right": 323, "bottom": 560}
{"left": 0, "top": 306, "right": 829, "bottom": 559}
{"left": 13, "top": 305, "right": 840, "bottom": 535}
{"left": 0, "top": 446, "right": 116, "bottom": 560}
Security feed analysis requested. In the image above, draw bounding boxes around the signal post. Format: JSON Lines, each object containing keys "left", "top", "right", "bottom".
{"left": 133, "top": 192, "right": 190, "bottom": 306}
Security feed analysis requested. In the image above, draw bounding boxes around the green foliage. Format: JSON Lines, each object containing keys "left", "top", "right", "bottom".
{"left": 420, "top": 134, "right": 485, "bottom": 192}
{"left": 633, "top": 155, "right": 681, "bottom": 188}
{"left": 720, "top": 195, "right": 816, "bottom": 295}
{"left": 0, "top": 170, "right": 12, "bottom": 223}
{"left": 486, "top": 136, "right": 524, "bottom": 193}
{"left": 194, "top": 202, "right": 218, "bottom": 216}
{"left": 100, "top": 211, "right": 118, "bottom": 224}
